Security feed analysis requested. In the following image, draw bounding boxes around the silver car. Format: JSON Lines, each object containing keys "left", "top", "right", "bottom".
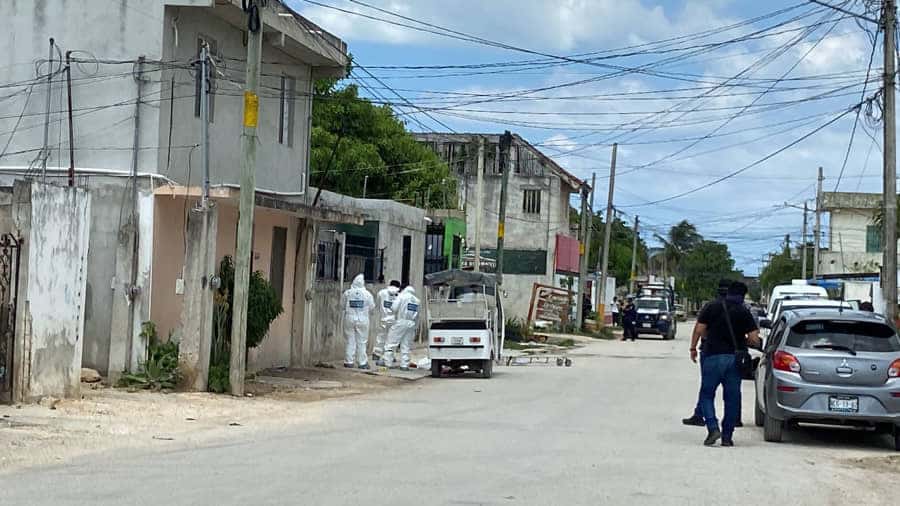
{"left": 755, "top": 309, "right": 900, "bottom": 450}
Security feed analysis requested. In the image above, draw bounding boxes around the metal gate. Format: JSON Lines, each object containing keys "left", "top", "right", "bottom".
{"left": 0, "top": 234, "right": 21, "bottom": 404}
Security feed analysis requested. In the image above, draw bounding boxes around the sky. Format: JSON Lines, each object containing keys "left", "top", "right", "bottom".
{"left": 291, "top": 0, "right": 885, "bottom": 275}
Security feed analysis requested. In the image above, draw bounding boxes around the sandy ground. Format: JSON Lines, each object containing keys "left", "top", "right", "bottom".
{"left": 0, "top": 365, "right": 412, "bottom": 473}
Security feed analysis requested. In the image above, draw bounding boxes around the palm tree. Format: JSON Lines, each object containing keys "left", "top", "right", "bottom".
{"left": 654, "top": 220, "right": 702, "bottom": 276}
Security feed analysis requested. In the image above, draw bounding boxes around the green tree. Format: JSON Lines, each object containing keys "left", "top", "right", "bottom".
{"left": 677, "top": 240, "right": 739, "bottom": 303}
{"left": 759, "top": 246, "right": 803, "bottom": 294}
{"left": 577, "top": 210, "right": 647, "bottom": 287}
{"left": 311, "top": 79, "right": 455, "bottom": 208}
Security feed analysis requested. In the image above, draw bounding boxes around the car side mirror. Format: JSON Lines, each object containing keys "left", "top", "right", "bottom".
{"left": 759, "top": 318, "right": 772, "bottom": 329}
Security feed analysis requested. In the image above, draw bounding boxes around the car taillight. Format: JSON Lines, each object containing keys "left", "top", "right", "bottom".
{"left": 470, "top": 337, "right": 481, "bottom": 344}
{"left": 889, "top": 359, "right": 900, "bottom": 378}
{"left": 773, "top": 351, "right": 801, "bottom": 373}
{"left": 433, "top": 336, "right": 445, "bottom": 344}
{"left": 776, "top": 384, "right": 798, "bottom": 392}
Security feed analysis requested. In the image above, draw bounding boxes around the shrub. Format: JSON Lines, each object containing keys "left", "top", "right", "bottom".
{"left": 207, "top": 256, "right": 283, "bottom": 392}
{"left": 505, "top": 317, "right": 533, "bottom": 342}
{"left": 118, "top": 322, "right": 180, "bottom": 391}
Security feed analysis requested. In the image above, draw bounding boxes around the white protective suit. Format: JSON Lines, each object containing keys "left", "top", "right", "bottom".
{"left": 383, "top": 286, "right": 420, "bottom": 368}
{"left": 341, "top": 274, "right": 376, "bottom": 367}
{"left": 373, "top": 285, "right": 400, "bottom": 358}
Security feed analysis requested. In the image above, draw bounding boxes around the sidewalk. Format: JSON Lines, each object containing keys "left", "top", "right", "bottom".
{"left": 0, "top": 363, "right": 416, "bottom": 474}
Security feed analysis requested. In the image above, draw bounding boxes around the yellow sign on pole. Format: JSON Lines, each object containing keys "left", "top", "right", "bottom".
{"left": 498, "top": 222, "right": 504, "bottom": 239}
{"left": 243, "top": 91, "right": 259, "bottom": 128}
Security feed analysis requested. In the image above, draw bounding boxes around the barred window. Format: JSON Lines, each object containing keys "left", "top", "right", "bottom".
{"left": 522, "top": 189, "right": 541, "bottom": 214}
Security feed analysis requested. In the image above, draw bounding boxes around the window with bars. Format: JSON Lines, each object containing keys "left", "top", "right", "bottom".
{"left": 866, "top": 225, "right": 882, "bottom": 253}
{"left": 278, "top": 75, "right": 296, "bottom": 146}
{"left": 522, "top": 189, "right": 541, "bottom": 214}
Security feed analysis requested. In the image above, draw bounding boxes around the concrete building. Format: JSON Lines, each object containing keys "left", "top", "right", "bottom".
{"left": 820, "top": 192, "right": 886, "bottom": 275}
{"left": 413, "top": 133, "right": 584, "bottom": 319}
{"left": 0, "top": 1, "right": 431, "bottom": 401}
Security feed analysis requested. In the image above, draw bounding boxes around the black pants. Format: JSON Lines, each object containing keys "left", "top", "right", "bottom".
{"left": 623, "top": 323, "right": 637, "bottom": 340}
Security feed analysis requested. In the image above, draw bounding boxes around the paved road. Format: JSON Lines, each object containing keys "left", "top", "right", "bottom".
{"left": 2, "top": 323, "right": 896, "bottom": 505}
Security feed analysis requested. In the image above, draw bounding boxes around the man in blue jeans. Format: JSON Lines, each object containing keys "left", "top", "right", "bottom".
{"left": 689, "top": 281, "right": 760, "bottom": 446}
{"left": 683, "top": 280, "right": 743, "bottom": 427}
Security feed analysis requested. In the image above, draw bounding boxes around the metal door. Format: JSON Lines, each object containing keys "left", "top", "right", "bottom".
{"left": 0, "top": 233, "right": 21, "bottom": 404}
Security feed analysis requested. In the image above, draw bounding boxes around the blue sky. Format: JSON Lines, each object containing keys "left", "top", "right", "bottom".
{"left": 292, "top": 0, "right": 883, "bottom": 275}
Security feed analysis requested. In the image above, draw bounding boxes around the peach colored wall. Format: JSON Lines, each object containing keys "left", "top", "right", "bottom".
{"left": 151, "top": 196, "right": 300, "bottom": 372}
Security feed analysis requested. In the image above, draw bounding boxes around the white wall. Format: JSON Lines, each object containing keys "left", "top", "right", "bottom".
{"left": 821, "top": 208, "right": 885, "bottom": 274}
{"left": 17, "top": 183, "right": 91, "bottom": 400}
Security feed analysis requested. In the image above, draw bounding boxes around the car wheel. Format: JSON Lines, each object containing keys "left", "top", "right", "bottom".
{"left": 481, "top": 359, "right": 493, "bottom": 379}
{"left": 763, "top": 412, "right": 783, "bottom": 443}
{"left": 430, "top": 359, "right": 442, "bottom": 378}
{"left": 894, "top": 426, "right": 900, "bottom": 452}
{"left": 754, "top": 399, "right": 764, "bottom": 428}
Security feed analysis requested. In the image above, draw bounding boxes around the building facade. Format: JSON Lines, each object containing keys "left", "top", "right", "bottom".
{"left": 413, "top": 133, "right": 584, "bottom": 319}
{"left": 820, "top": 192, "right": 885, "bottom": 275}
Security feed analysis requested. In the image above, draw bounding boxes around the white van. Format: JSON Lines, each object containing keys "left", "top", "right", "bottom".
{"left": 765, "top": 281, "right": 827, "bottom": 316}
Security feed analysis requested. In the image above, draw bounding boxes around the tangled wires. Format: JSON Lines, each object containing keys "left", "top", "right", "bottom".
{"left": 241, "top": 0, "right": 268, "bottom": 33}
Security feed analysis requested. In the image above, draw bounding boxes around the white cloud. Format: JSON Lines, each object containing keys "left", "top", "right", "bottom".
{"left": 294, "top": 0, "right": 735, "bottom": 52}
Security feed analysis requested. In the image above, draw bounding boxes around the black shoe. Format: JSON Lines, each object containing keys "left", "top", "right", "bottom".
{"left": 682, "top": 415, "right": 705, "bottom": 427}
{"left": 721, "top": 439, "right": 734, "bottom": 447}
{"left": 735, "top": 420, "right": 744, "bottom": 428}
{"left": 704, "top": 429, "right": 721, "bottom": 446}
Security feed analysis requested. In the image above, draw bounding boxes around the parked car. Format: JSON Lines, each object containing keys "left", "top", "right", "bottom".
{"left": 674, "top": 304, "right": 686, "bottom": 322}
{"left": 635, "top": 297, "right": 676, "bottom": 340}
{"left": 754, "top": 309, "right": 900, "bottom": 450}
{"left": 763, "top": 299, "right": 853, "bottom": 331}
{"left": 766, "top": 282, "right": 828, "bottom": 316}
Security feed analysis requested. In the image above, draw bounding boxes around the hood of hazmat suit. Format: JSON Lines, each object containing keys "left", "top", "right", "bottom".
{"left": 376, "top": 285, "right": 401, "bottom": 322}
{"left": 342, "top": 274, "right": 375, "bottom": 324}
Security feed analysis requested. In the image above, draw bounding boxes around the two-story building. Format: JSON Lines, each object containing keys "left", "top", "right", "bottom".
{"left": 413, "top": 133, "right": 584, "bottom": 319}
{"left": 0, "top": 1, "right": 425, "bottom": 401}
{"left": 820, "top": 192, "right": 885, "bottom": 275}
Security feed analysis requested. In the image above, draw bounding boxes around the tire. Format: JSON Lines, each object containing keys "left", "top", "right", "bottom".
{"left": 763, "top": 412, "right": 783, "bottom": 443}
{"left": 481, "top": 359, "right": 493, "bottom": 379}
{"left": 894, "top": 426, "right": 900, "bottom": 452}
{"left": 430, "top": 359, "right": 442, "bottom": 378}
{"left": 754, "top": 399, "right": 765, "bottom": 428}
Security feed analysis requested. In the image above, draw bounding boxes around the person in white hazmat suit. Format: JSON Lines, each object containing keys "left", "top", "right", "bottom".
{"left": 372, "top": 280, "right": 401, "bottom": 361}
{"left": 381, "top": 286, "right": 420, "bottom": 370}
{"left": 341, "top": 274, "right": 376, "bottom": 369}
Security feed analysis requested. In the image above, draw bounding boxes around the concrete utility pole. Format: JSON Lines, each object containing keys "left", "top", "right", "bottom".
{"left": 473, "top": 137, "right": 485, "bottom": 272}
{"left": 814, "top": 167, "right": 823, "bottom": 279}
{"left": 629, "top": 215, "right": 639, "bottom": 294}
{"left": 598, "top": 143, "right": 617, "bottom": 324}
{"left": 883, "top": 0, "right": 898, "bottom": 323}
{"left": 801, "top": 202, "right": 808, "bottom": 279}
{"left": 495, "top": 131, "right": 512, "bottom": 285}
{"left": 575, "top": 174, "right": 594, "bottom": 326}
{"left": 230, "top": 7, "right": 264, "bottom": 396}
{"left": 41, "top": 38, "right": 55, "bottom": 184}
{"left": 200, "top": 43, "right": 210, "bottom": 206}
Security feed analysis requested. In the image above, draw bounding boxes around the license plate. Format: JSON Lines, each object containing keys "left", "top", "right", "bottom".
{"left": 828, "top": 395, "right": 859, "bottom": 413}
{"left": 642, "top": 323, "right": 652, "bottom": 328}
{"left": 451, "top": 336, "right": 464, "bottom": 345}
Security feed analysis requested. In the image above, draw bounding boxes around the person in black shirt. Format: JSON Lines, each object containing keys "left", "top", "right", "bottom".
{"left": 682, "top": 279, "right": 730, "bottom": 427}
{"left": 689, "top": 281, "right": 760, "bottom": 447}
{"left": 621, "top": 297, "right": 637, "bottom": 341}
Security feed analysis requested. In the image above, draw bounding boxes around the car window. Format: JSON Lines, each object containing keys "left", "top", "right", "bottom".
{"left": 787, "top": 320, "right": 900, "bottom": 353}
{"left": 766, "top": 318, "right": 787, "bottom": 353}
{"left": 636, "top": 299, "right": 667, "bottom": 311}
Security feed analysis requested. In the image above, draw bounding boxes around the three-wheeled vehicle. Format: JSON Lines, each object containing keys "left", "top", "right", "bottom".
{"left": 424, "top": 270, "right": 505, "bottom": 378}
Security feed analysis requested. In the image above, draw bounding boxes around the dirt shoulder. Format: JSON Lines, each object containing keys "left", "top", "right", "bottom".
{"left": 0, "top": 366, "right": 412, "bottom": 473}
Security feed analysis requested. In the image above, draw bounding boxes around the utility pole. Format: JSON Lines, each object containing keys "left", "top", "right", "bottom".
{"left": 495, "top": 131, "right": 512, "bottom": 285}
{"left": 575, "top": 174, "right": 594, "bottom": 327}
{"left": 814, "top": 167, "right": 823, "bottom": 279}
{"left": 473, "top": 137, "right": 485, "bottom": 272}
{"left": 629, "top": 215, "right": 639, "bottom": 294}
{"left": 598, "top": 143, "right": 617, "bottom": 325}
{"left": 200, "top": 43, "right": 210, "bottom": 207}
{"left": 41, "top": 38, "right": 55, "bottom": 184}
{"left": 800, "top": 201, "right": 808, "bottom": 279}
{"left": 230, "top": 4, "right": 264, "bottom": 397}
{"left": 362, "top": 175, "right": 368, "bottom": 199}
{"left": 883, "top": 0, "right": 898, "bottom": 323}
{"left": 65, "top": 50, "right": 75, "bottom": 187}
